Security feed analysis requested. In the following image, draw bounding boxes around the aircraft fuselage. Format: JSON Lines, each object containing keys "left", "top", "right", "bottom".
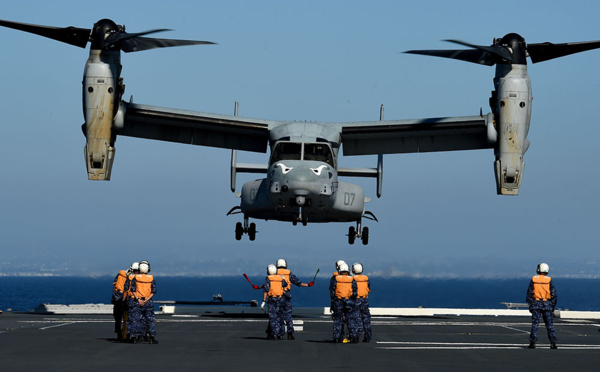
{"left": 239, "top": 140, "right": 365, "bottom": 223}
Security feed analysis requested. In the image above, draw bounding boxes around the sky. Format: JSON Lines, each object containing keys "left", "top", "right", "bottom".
{"left": 0, "top": 0, "right": 599, "bottom": 278}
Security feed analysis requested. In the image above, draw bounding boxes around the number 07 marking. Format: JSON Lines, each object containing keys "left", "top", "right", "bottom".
{"left": 344, "top": 192, "right": 355, "bottom": 206}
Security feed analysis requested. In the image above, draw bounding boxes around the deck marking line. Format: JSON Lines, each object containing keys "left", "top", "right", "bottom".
{"left": 500, "top": 325, "right": 530, "bottom": 334}
{"left": 39, "top": 322, "right": 76, "bottom": 330}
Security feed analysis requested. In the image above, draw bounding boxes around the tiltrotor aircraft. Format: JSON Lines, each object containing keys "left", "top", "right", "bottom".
{"left": 2, "top": 19, "right": 600, "bottom": 245}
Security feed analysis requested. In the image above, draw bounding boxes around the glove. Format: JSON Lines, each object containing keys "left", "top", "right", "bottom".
{"left": 261, "top": 301, "right": 266, "bottom": 310}
{"left": 252, "top": 285, "right": 258, "bottom": 290}
{"left": 308, "top": 281, "right": 314, "bottom": 287}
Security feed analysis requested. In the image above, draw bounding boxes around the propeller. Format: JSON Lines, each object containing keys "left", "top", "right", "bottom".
{"left": 405, "top": 33, "right": 600, "bottom": 65}
{"left": 0, "top": 18, "right": 215, "bottom": 52}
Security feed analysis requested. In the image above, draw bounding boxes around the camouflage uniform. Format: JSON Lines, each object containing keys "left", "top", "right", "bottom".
{"left": 263, "top": 276, "right": 288, "bottom": 338}
{"left": 526, "top": 276, "right": 557, "bottom": 344}
{"left": 329, "top": 274, "right": 346, "bottom": 338}
{"left": 355, "top": 297, "right": 372, "bottom": 341}
{"left": 125, "top": 275, "right": 157, "bottom": 339}
{"left": 330, "top": 275, "right": 359, "bottom": 342}
{"left": 280, "top": 272, "right": 304, "bottom": 334}
{"left": 123, "top": 276, "right": 138, "bottom": 340}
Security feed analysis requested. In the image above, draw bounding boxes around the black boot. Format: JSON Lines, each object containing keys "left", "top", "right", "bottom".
{"left": 287, "top": 333, "right": 295, "bottom": 340}
{"left": 550, "top": 342, "right": 557, "bottom": 349}
{"left": 527, "top": 341, "right": 536, "bottom": 349}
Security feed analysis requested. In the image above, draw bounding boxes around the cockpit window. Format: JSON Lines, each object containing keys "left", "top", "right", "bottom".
{"left": 270, "top": 142, "right": 302, "bottom": 164}
{"left": 270, "top": 141, "right": 335, "bottom": 167}
{"left": 304, "top": 143, "right": 334, "bottom": 166}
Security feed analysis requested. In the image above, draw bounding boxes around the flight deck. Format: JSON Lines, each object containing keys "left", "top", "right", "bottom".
{"left": 1, "top": 308, "right": 600, "bottom": 371}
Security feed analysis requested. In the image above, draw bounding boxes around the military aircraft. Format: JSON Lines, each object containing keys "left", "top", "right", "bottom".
{"left": 2, "top": 19, "right": 600, "bottom": 245}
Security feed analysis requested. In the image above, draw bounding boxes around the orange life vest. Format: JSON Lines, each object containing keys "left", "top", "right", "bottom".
{"left": 354, "top": 274, "right": 370, "bottom": 298}
{"left": 277, "top": 268, "right": 291, "bottom": 292}
{"left": 126, "top": 273, "right": 136, "bottom": 298}
{"left": 335, "top": 275, "right": 354, "bottom": 299}
{"left": 113, "top": 270, "right": 127, "bottom": 293}
{"left": 134, "top": 274, "right": 154, "bottom": 299}
{"left": 268, "top": 274, "right": 284, "bottom": 297}
{"left": 532, "top": 275, "right": 552, "bottom": 300}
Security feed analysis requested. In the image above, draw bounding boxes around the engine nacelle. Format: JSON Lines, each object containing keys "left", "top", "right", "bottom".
{"left": 493, "top": 64, "right": 531, "bottom": 195}
{"left": 82, "top": 50, "right": 122, "bottom": 180}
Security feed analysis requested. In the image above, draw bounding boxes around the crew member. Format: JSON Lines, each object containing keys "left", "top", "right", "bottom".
{"left": 122, "top": 261, "right": 139, "bottom": 342}
{"left": 352, "top": 262, "right": 372, "bottom": 343}
{"left": 330, "top": 263, "right": 359, "bottom": 343}
{"left": 262, "top": 264, "right": 288, "bottom": 340}
{"left": 111, "top": 265, "right": 128, "bottom": 340}
{"left": 276, "top": 258, "right": 314, "bottom": 340}
{"left": 329, "top": 260, "right": 347, "bottom": 340}
{"left": 526, "top": 262, "right": 557, "bottom": 349}
{"left": 126, "top": 260, "right": 158, "bottom": 344}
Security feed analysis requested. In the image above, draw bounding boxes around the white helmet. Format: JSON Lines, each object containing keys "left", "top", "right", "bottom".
{"left": 130, "top": 262, "right": 140, "bottom": 271}
{"left": 267, "top": 264, "right": 277, "bottom": 275}
{"left": 352, "top": 262, "right": 363, "bottom": 275}
{"left": 537, "top": 263, "right": 549, "bottom": 274}
{"left": 276, "top": 258, "right": 287, "bottom": 269}
{"left": 338, "top": 263, "right": 349, "bottom": 273}
{"left": 335, "top": 260, "right": 346, "bottom": 271}
{"left": 139, "top": 262, "right": 150, "bottom": 274}
{"left": 140, "top": 260, "right": 151, "bottom": 272}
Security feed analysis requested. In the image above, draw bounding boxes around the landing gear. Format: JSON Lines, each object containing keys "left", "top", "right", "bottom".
{"left": 347, "top": 221, "right": 369, "bottom": 245}
{"left": 235, "top": 222, "right": 243, "bottom": 240}
{"left": 248, "top": 222, "right": 256, "bottom": 241}
{"left": 234, "top": 216, "right": 257, "bottom": 241}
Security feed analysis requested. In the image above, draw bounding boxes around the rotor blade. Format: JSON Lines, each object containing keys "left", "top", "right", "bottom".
{"left": 103, "top": 28, "right": 171, "bottom": 50}
{"left": 527, "top": 40, "right": 600, "bottom": 63}
{"left": 120, "top": 36, "right": 216, "bottom": 53}
{"left": 0, "top": 19, "right": 90, "bottom": 48}
{"left": 444, "top": 39, "right": 516, "bottom": 63}
{"left": 404, "top": 48, "right": 497, "bottom": 66}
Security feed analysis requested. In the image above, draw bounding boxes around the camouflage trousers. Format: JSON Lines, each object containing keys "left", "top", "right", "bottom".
{"left": 355, "top": 298, "right": 372, "bottom": 340}
{"left": 279, "top": 296, "right": 295, "bottom": 333}
{"left": 268, "top": 297, "right": 286, "bottom": 337}
{"left": 529, "top": 309, "right": 557, "bottom": 343}
{"left": 127, "top": 299, "right": 156, "bottom": 338}
{"left": 332, "top": 298, "right": 359, "bottom": 340}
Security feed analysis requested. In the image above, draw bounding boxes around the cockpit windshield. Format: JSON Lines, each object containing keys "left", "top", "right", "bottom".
{"left": 304, "top": 143, "right": 334, "bottom": 166}
{"left": 270, "top": 141, "right": 335, "bottom": 167}
{"left": 270, "top": 142, "right": 302, "bottom": 163}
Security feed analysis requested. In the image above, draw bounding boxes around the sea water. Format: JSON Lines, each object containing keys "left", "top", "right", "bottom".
{"left": 0, "top": 276, "right": 598, "bottom": 312}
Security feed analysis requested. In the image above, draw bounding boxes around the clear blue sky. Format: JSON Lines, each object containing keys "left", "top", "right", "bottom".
{"left": 1, "top": 0, "right": 599, "bottom": 278}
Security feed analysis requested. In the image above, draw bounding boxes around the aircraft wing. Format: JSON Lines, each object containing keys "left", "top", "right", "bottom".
{"left": 340, "top": 114, "right": 495, "bottom": 155}
{"left": 117, "top": 102, "right": 275, "bottom": 153}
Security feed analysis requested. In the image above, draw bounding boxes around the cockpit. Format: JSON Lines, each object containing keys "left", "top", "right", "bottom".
{"left": 270, "top": 141, "right": 335, "bottom": 167}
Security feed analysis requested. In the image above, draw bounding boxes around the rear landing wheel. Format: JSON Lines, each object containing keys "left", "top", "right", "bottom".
{"left": 361, "top": 226, "right": 369, "bottom": 245}
{"left": 348, "top": 226, "right": 356, "bottom": 245}
{"left": 235, "top": 222, "right": 243, "bottom": 240}
{"left": 248, "top": 223, "right": 257, "bottom": 241}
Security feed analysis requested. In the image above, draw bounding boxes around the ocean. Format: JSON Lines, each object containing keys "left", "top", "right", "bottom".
{"left": 1, "top": 276, "right": 599, "bottom": 312}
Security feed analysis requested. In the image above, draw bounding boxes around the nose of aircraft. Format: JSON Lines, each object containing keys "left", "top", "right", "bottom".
{"left": 272, "top": 161, "right": 332, "bottom": 198}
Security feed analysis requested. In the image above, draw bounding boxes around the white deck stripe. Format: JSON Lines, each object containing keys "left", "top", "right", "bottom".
{"left": 377, "top": 341, "right": 600, "bottom": 350}
{"left": 500, "top": 325, "right": 530, "bottom": 334}
{"left": 39, "top": 322, "right": 77, "bottom": 330}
